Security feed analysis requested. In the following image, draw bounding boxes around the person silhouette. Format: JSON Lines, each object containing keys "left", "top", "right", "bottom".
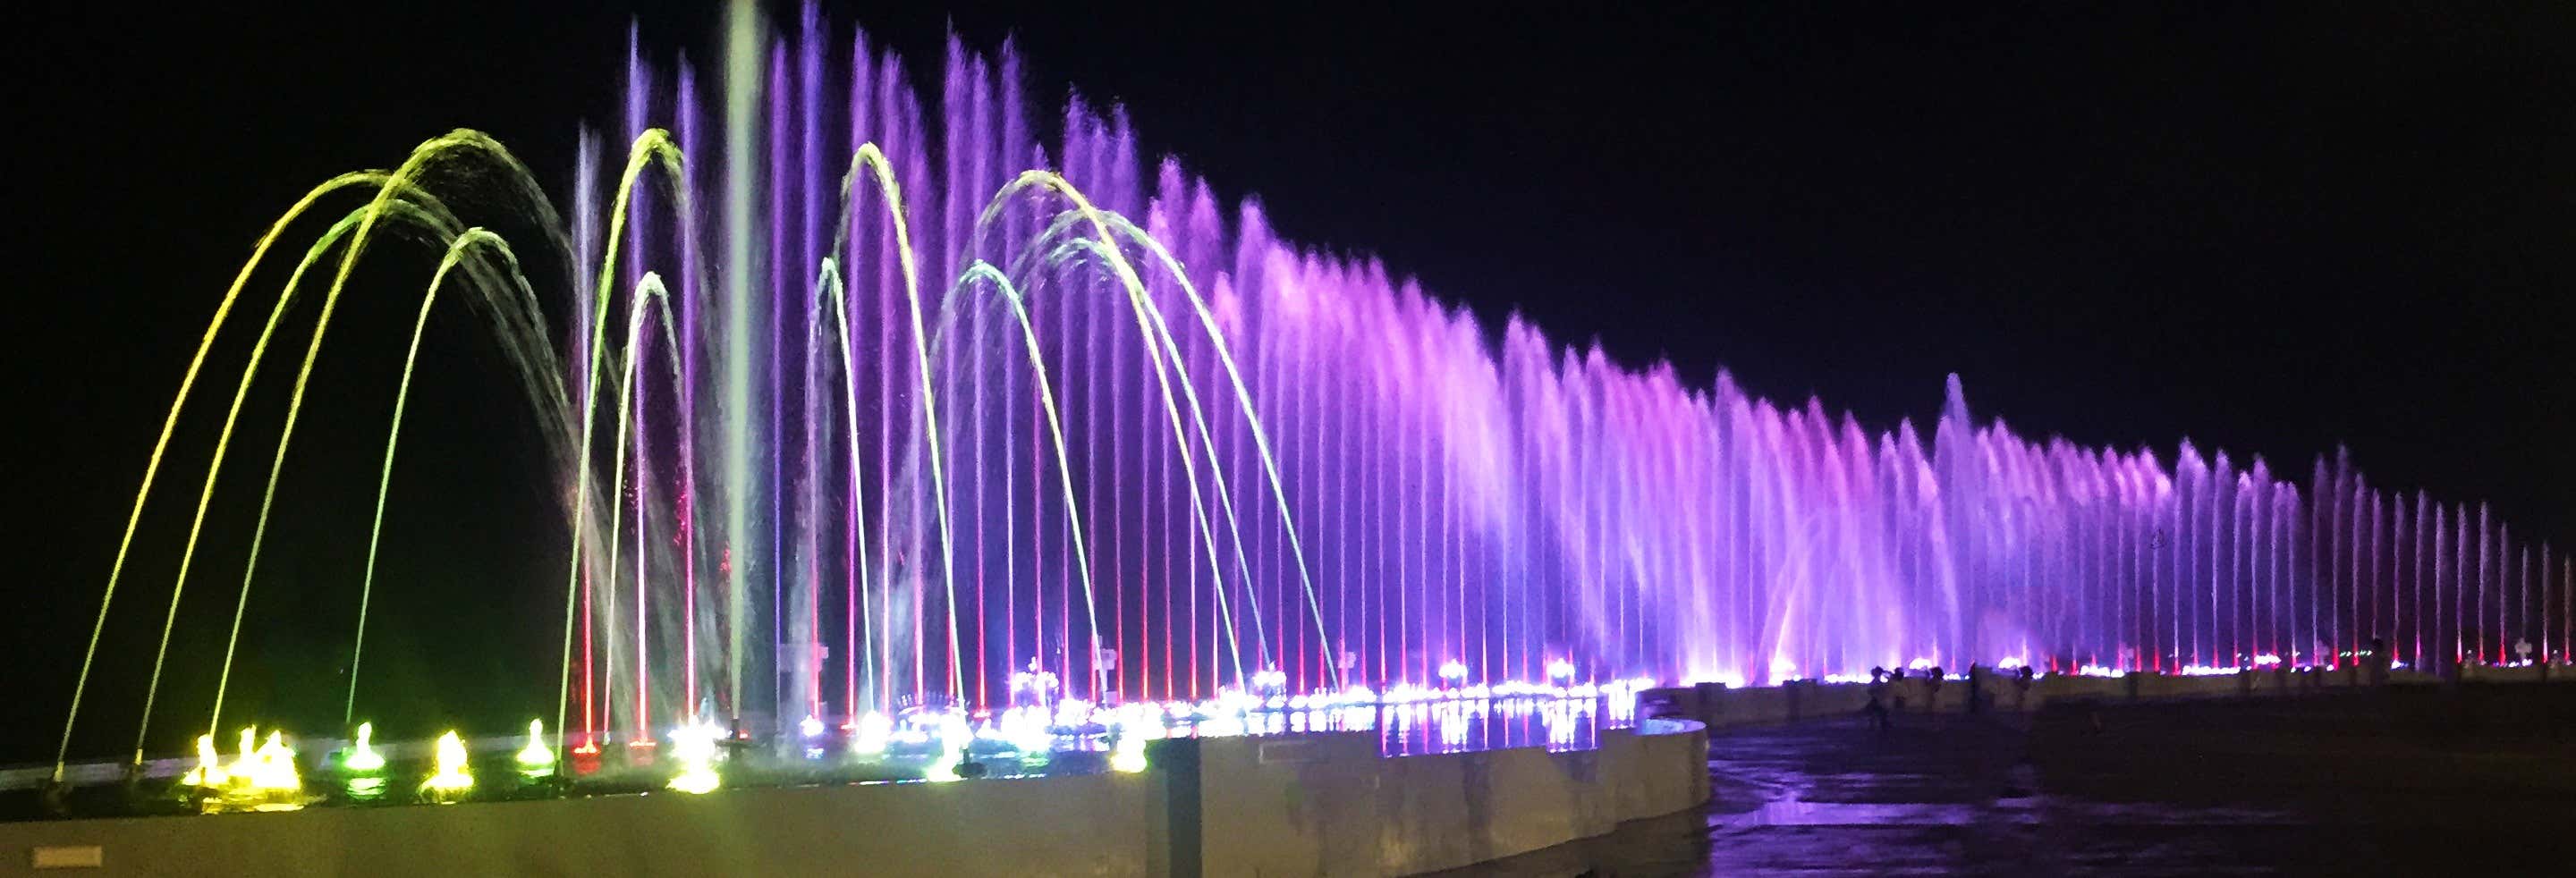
{"left": 1966, "top": 663, "right": 1986, "bottom": 715}
{"left": 1866, "top": 667, "right": 1892, "bottom": 730}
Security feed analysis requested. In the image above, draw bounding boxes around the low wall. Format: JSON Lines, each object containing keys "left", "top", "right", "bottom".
{"left": 1, "top": 721, "right": 1709, "bottom": 877}
{"left": 1165, "top": 719, "right": 1707, "bottom": 876}
{"left": 0, "top": 770, "right": 1153, "bottom": 877}
{"left": 1648, "top": 663, "right": 2570, "bottom": 730}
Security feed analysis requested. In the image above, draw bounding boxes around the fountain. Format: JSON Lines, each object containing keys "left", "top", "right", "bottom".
{"left": 37, "top": 1, "right": 2570, "bottom": 809}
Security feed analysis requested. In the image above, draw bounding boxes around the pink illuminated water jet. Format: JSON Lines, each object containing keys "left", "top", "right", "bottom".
{"left": 529, "top": 6, "right": 2570, "bottom": 745}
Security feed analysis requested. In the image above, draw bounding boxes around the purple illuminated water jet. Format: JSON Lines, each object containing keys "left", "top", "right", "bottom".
{"left": 532, "top": 7, "right": 2567, "bottom": 744}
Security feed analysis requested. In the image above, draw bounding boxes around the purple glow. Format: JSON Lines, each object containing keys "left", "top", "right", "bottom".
{"left": 555, "top": 9, "right": 2567, "bottom": 746}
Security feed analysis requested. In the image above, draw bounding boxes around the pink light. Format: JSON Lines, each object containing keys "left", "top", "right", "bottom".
{"left": 580, "top": 565, "right": 595, "bottom": 746}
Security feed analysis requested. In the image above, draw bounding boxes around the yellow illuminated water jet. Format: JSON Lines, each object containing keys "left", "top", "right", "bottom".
{"left": 221, "top": 728, "right": 257, "bottom": 781}
{"left": 246, "top": 731, "right": 300, "bottom": 793}
{"left": 183, "top": 727, "right": 305, "bottom": 813}
{"left": 181, "top": 734, "right": 226, "bottom": 788}
{"left": 420, "top": 731, "right": 473, "bottom": 801}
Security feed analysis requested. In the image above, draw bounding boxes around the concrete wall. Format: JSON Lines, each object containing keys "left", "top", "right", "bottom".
{"left": 1615, "top": 721, "right": 1711, "bottom": 823}
{"left": 0, "top": 771, "right": 1153, "bottom": 877}
{"left": 2458, "top": 663, "right": 2563, "bottom": 685}
{"left": 1, "top": 721, "right": 1712, "bottom": 878}
{"left": 1174, "top": 720, "right": 1707, "bottom": 877}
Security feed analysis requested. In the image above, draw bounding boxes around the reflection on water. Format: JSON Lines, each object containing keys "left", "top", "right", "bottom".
{"left": 1119, "top": 696, "right": 1621, "bottom": 756}
{"left": 1436, "top": 713, "right": 2566, "bottom": 878}
{"left": 770, "top": 696, "right": 1629, "bottom": 784}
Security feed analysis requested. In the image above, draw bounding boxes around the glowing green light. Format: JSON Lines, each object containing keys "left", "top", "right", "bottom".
{"left": 342, "top": 726, "right": 389, "bottom": 803}
{"left": 343, "top": 722, "right": 386, "bottom": 772}
{"left": 514, "top": 719, "right": 555, "bottom": 776}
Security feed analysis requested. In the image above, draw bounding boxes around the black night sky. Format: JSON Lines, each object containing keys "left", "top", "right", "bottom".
{"left": 5, "top": 2, "right": 2570, "bottom": 762}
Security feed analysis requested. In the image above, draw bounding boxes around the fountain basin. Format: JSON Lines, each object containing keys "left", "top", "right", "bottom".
{"left": 0, "top": 721, "right": 1706, "bottom": 876}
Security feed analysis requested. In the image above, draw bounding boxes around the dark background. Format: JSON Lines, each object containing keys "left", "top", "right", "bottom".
{"left": 5, "top": 2, "right": 2570, "bottom": 763}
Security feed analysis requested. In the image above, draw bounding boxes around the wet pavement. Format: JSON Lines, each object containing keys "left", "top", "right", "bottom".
{"left": 1441, "top": 690, "right": 2576, "bottom": 876}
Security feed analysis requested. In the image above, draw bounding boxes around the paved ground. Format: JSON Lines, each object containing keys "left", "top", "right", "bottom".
{"left": 1445, "top": 688, "right": 2576, "bottom": 876}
